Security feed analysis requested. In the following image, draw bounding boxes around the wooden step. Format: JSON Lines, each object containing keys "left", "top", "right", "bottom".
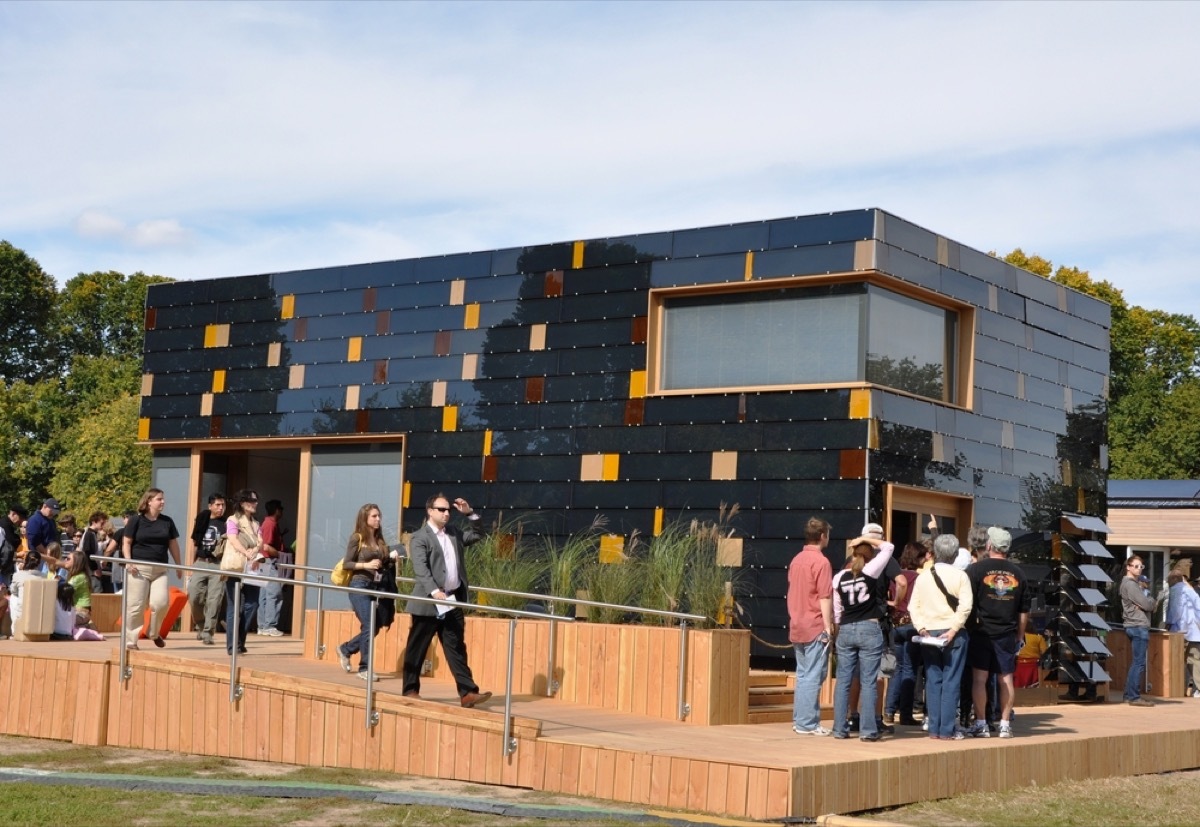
{"left": 748, "top": 669, "right": 792, "bottom": 688}
{"left": 749, "top": 686, "right": 793, "bottom": 706}
{"left": 747, "top": 704, "right": 794, "bottom": 724}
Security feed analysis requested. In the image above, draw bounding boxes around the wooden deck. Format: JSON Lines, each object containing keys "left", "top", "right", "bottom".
{"left": 3, "top": 634, "right": 1200, "bottom": 820}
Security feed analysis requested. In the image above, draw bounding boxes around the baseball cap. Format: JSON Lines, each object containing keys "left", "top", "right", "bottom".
{"left": 986, "top": 526, "right": 1012, "bottom": 552}
{"left": 861, "top": 522, "right": 884, "bottom": 538}
{"left": 43, "top": 498, "right": 62, "bottom": 512}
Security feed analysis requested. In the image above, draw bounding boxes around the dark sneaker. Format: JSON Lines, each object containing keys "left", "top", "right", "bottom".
{"left": 860, "top": 733, "right": 881, "bottom": 742}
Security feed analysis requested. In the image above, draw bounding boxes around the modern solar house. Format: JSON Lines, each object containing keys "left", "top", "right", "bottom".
{"left": 138, "top": 207, "right": 1111, "bottom": 666}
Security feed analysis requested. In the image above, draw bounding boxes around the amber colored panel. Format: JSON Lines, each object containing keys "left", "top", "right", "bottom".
{"left": 572, "top": 242, "right": 584, "bottom": 269}
{"left": 442, "top": 405, "right": 458, "bottom": 432}
{"left": 628, "top": 370, "right": 646, "bottom": 399}
{"left": 375, "top": 310, "right": 390, "bottom": 335}
{"left": 631, "top": 316, "right": 648, "bottom": 344}
{"left": 601, "top": 453, "right": 619, "bottom": 481}
{"left": 653, "top": 506, "right": 664, "bottom": 536}
{"left": 347, "top": 337, "right": 362, "bottom": 362}
{"left": 482, "top": 455, "right": 499, "bottom": 483}
{"left": 294, "top": 317, "right": 308, "bottom": 341}
{"left": 624, "top": 399, "right": 645, "bottom": 426}
{"left": 144, "top": 307, "right": 157, "bottom": 331}
{"left": 434, "top": 330, "right": 452, "bottom": 356}
{"left": 544, "top": 270, "right": 564, "bottom": 298}
{"left": 137, "top": 418, "right": 150, "bottom": 440}
{"left": 281, "top": 294, "right": 295, "bottom": 320}
{"left": 743, "top": 251, "right": 753, "bottom": 281}
{"left": 839, "top": 449, "right": 867, "bottom": 479}
{"left": 848, "top": 388, "right": 871, "bottom": 419}
{"left": 210, "top": 416, "right": 223, "bottom": 438}
{"left": 482, "top": 429, "right": 493, "bottom": 456}
{"left": 599, "top": 534, "right": 625, "bottom": 563}
{"left": 362, "top": 287, "right": 377, "bottom": 313}
{"left": 373, "top": 359, "right": 388, "bottom": 384}
{"left": 356, "top": 410, "right": 370, "bottom": 433}
{"left": 525, "top": 376, "right": 544, "bottom": 403}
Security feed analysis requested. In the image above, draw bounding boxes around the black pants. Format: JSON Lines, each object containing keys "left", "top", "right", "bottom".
{"left": 402, "top": 609, "right": 478, "bottom": 697}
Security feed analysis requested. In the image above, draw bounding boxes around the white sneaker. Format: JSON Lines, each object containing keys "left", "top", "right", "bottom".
{"left": 260, "top": 627, "right": 284, "bottom": 637}
{"left": 337, "top": 647, "right": 353, "bottom": 673}
{"left": 356, "top": 672, "right": 378, "bottom": 682}
{"left": 792, "top": 724, "right": 832, "bottom": 736}
{"left": 999, "top": 721, "right": 1013, "bottom": 739}
{"left": 921, "top": 718, "right": 929, "bottom": 731}
{"left": 968, "top": 721, "right": 990, "bottom": 738}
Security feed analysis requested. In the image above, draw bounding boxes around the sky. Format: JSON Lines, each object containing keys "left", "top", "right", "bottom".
{"left": 2, "top": 0, "right": 1198, "bottom": 314}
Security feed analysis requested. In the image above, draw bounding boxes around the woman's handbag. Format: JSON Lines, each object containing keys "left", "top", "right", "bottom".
{"left": 331, "top": 559, "right": 352, "bottom": 587}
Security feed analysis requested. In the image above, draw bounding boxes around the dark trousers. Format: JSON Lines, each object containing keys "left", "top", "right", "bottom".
{"left": 402, "top": 609, "right": 478, "bottom": 697}
{"left": 225, "top": 580, "right": 259, "bottom": 653}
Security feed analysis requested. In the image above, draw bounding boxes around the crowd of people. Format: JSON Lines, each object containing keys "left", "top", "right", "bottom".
{"left": 0, "top": 488, "right": 496, "bottom": 709}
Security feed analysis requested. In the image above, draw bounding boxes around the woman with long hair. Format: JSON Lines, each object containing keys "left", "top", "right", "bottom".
{"left": 831, "top": 533, "right": 894, "bottom": 741}
{"left": 335, "top": 503, "right": 395, "bottom": 680}
{"left": 224, "top": 489, "right": 263, "bottom": 656}
{"left": 121, "top": 488, "right": 183, "bottom": 650}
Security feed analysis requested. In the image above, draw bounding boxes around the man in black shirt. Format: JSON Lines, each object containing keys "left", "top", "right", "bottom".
{"left": 187, "top": 493, "right": 227, "bottom": 645}
{"left": 965, "top": 527, "right": 1031, "bottom": 739}
{"left": 0, "top": 505, "right": 27, "bottom": 587}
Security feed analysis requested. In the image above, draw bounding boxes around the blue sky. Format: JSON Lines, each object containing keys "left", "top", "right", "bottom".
{"left": 2, "top": 0, "right": 1198, "bottom": 314}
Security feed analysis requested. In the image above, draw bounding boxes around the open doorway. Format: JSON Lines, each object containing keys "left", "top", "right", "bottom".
{"left": 886, "top": 483, "right": 973, "bottom": 546}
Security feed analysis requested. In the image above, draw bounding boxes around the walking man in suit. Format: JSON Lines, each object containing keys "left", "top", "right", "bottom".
{"left": 401, "top": 493, "right": 492, "bottom": 707}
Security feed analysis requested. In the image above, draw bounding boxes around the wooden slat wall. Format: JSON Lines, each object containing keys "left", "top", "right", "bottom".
{"left": 1107, "top": 508, "right": 1200, "bottom": 546}
{"left": 302, "top": 611, "right": 750, "bottom": 725}
{"left": 0, "top": 654, "right": 110, "bottom": 744}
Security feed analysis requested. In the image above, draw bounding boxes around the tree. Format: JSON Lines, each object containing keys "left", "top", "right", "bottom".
{"left": 50, "top": 394, "right": 151, "bottom": 517}
{"left": 57, "top": 270, "right": 173, "bottom": 362}
{"left": 0, "top": 241, "right": 59, "bottom": 383}
{"left": 0, "top": 379, "right": 72, "bottom": 508}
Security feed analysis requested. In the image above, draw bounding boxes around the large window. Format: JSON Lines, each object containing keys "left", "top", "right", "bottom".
{"left": 654, "top": 278, "right": 965, "bottom": 404}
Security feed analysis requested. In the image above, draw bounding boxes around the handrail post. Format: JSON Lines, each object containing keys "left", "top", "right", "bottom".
{"left": 677, "top": 619, "right": 690, "bottom": 721}
{"left": 229, "top": 577, "right": 242, "bottom": 704}
{"left": 503, "top": 617, "right": 517, "bottom": 757}
{"left": 118, "top": 571, "right": 131, "bottom": 683}
{"left": 365, "top": 596, "right": 378, "bottom": 729}
{"left": 315, "top": 574, "right": 326, "bottom": 658}
{"left": 546, "top": 615, "right": 558, "bottom": 697}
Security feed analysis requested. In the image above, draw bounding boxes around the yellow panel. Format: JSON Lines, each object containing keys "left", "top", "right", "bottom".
{"left": 629, "top": 370, "right": 646, "bottom": 399}
{"left": 848, "top": 388, "right": 871, "bottom": 419}
{"left": 442, "top": 405, "right": 458, "bottom": 432}
{"left": 483, "top": 429, "right": 493, "bottom": 457}
{"left": 529, "top": 324, "right": 546, "bottom": 351}
{"left": 599, "top": 534, "right": 625, "bottom": 564}
{"left": 211, "top": 369, "right": 225, "bottom": 394}
{"left": 140, "top": 374, "right": 154, "bottom": 396}
{"left": 203, "top": 324, "right": 218, "bottom": 348}
{"left": 464, "top": 304, "right": 480, "bottom": 330}
{"left": 137, "top": 418, "right": 150, "bottom": 440}
{"left": 347, "top": 337, "right": 362, "bottom": 362}
{"left": 403, "top": 481, "right": 411, "bottom": 508}
{"left": 281, "top": 295, "right": 295, "bottom": 320}
{"left": 602, "top": 453, "right": 619, "bottom": 482}
{"left": 653, "top": 506, "right": 664, "bottom": 537}
{"left": 450, "top": 279, "right": 466, "bottom": 306}
{"left": 744, "top": 251, "right": 754, "bottom": 281}
{"left": 573, "top": 241, "right": 584, "bottom": 269}
{"left": 580, "top": 454, "right": 604, "bottom": 482}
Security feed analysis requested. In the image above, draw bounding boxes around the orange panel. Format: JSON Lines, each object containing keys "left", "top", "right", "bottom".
{"left": 839, "top": 449, "right": 867, "bottom": 479}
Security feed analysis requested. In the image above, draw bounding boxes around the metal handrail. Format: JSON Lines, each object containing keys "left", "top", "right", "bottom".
{"left": 95, "top": 555, "right": 564, "bottom": 750}
{"left": 281, "top": 561, "right": 705, "bottom": 720}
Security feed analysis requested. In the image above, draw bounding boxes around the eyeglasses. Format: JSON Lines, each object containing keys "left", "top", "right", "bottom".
{"left": 431, "top": 506, "right": 451, "bottom": 513}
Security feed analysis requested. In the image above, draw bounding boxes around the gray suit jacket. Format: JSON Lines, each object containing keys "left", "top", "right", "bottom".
{"left": 407, "top": 519, "right": 484, "bottom": 617}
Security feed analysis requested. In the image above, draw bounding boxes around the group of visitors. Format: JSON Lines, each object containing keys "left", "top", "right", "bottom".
{"left": 788, "top": 518, "right": 1033, "bottom": 741}
{"left": 0, "top": 487, "right": 495, "bottom": 709}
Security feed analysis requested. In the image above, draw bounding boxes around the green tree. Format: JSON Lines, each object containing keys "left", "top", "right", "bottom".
{"left": 0, "top": 241, "right": 59, "bottom": 383}
{"left": 49, "top": 394, "right": 151, "bottom": 517}
{"left": 57, "top": 270, "right": 172, "bottom": 361}
{"left": 0, "top": 379, "right": 72, "bottom": 507}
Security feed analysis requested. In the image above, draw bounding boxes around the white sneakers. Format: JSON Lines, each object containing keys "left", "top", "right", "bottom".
{"left": 999, "top": 721, "right": 1013, "bottom": 738}
{"left": 793, "top": 724, "right": 832, "bottom": 736}
{"left": 968, "top": 721, "right": 990, "bottom": 738}
{"left": 257, "top": 627, "right": 284, "bottom": 637}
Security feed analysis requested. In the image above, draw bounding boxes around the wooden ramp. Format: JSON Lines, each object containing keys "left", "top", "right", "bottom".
{"left": 3, "top": 636, "right": 1200, "bottom": 821}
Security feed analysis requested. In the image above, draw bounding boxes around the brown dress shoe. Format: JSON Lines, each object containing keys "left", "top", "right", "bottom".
{"left": 460, "top": 691, "right": 493, "bottom": 708}
{"left": 403, "top": 691, "right": 420, "bottom": 698}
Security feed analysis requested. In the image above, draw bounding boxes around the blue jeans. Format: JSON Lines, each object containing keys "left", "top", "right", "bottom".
{"left": 920, "top": 630, "right": 968, "bottom": 738}
{"left": 833, "top": 621, "right": 885, "bottom": 738}
{"left": 342, "top": 575, "right": 382, "bottom": 673}
{"left": 1124, "top": 625, "right": 1149, "bottom": 701}
{"left": 257, "top": 559, "right": 283, "bottom": 630}
{"left": 792, "top": 637, "right": 829, "bottom": 731}
{"left": 884, "top": 624, "right": 916, "bottom": 717}
{"left": 225, "top": 579, "right": 260, "bottom": 653}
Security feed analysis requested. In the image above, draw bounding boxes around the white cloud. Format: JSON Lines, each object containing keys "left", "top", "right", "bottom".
{"left": 1, "top": 1, "right": 1198, "bottom": 313}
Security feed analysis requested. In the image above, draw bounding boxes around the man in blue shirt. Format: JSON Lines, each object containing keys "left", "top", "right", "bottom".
{"left": 25, "top": 498, "right": 61, "bottom": 560}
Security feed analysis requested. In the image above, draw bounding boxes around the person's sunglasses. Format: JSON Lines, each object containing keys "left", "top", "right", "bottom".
{"left": 431, "top": 506, "right": 451, "bottom": 513}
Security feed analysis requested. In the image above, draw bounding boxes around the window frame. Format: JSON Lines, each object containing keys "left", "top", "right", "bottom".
{"left": 646, "top": 271, "right": 975, "bottom": 409}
